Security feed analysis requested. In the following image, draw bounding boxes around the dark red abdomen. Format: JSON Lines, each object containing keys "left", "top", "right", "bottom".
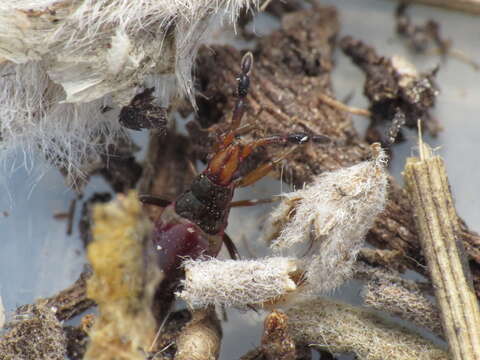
{"left": 153, "top": 222, "right": 209, "bottom": 275}
{"left": 152, "top": 204, "right": 224, "bottom": 276}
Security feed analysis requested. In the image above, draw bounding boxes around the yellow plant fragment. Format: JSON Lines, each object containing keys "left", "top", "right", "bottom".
{"left": 84, "top": 191, "right": 158, "bottom": 360}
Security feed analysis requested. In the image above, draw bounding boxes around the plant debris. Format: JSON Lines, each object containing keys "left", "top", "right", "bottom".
{"left": 190, "top": 4, "right": 480, "bottom": 300}
{"left": 119, "top": 88, "right": 168, "bottom": 131}
{"left": 64, "top": 324, "right": 89, "bottom": 360}
{"left": 53, "top": 198, "right": 78, "bottom": 235}
{"left": 404, "top": 139, "right": 480, "bottom": 358}
{"left": 340, "top": 36, "right": 441, "bottom": 142}
{"left": 395, "top": 2, "right": 480, "bottom": 70}
{"left": 0, "top": 304, "right": 67, "bottom": 360}
{"left": 4, "top": 3, "right": 480, "bottom": 360}
{"left": 260, "top": 310, "right": 297, "bottom": 360}
{"left": 396, "top": 3, "right": 450, "bottom": 54}
{"left": 96, "top": 138, "right": 143, "bottom": 193}
{"left": 266, "top": 144, "right": 388, "bottom": 294}
{"left": 148, "top": 309, "right": 191, "bottom": 358}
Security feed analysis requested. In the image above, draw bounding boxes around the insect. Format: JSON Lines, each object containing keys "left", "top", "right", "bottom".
{"left": 140, "top": 52, "right": 329, "bottom": 278}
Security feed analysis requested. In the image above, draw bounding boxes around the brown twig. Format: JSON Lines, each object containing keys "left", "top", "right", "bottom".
{"left": 240, "top": 310, "right": 304, "bottom": 360}
{"left": 403, "top": 132, "right": 480, "bottom": 359}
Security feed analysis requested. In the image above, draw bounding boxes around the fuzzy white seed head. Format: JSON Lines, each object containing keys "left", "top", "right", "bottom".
{"left": 266, "top": 144, "right": 389, "bottom": 294}
{"left": 177, "top": 257, "right": 299, "bottom": 309}
{"left": 0, "top": 0, "right": 258, "bottom": 180}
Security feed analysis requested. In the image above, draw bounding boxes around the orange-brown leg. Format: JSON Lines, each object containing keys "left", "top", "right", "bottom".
{"left": 238, "top": 147, "right": 298, "bottom": 187}
{"left": 237, "top": 132, "right": 332, "bottom": 187}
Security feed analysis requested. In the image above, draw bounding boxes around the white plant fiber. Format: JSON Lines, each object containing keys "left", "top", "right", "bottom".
{"left": 266, "top": 144, "right": 389, "bottom": 294}
{"left": 177, "top": 257, "right": 298, "bottom": 308}
{"left": 0, "top": 61, "right": 124, "bottom": 183}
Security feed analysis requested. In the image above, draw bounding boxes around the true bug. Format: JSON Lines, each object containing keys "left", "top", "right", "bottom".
{"left": 140, "top": 52, "right": 329, "bottom": 278}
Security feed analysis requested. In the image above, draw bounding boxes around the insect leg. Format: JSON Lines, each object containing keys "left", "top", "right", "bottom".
{"left": 223, "top": 233, "right": 241, "bottom": 260}
{"left": 139, "top": 194, "right": 172, "bottom": 208}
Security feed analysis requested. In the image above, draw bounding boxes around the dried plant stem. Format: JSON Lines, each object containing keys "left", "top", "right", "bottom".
{"left": 404, "top": 137, "right": 480, "bottom": 359}
{"left": 398, "top": 0, "right": 480, "bottom": 15}
{"left": 317, "top": 92, "right": 371, "bottom": 117}
{"left": 174, "top": 307, "right": 222, "bottom": 360}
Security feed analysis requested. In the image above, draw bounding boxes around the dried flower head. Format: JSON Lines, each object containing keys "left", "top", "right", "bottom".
{"left": 177, "top": 257, "right": 299, "bottom": 309}
{"left": 266, "top": 144, "right": 389, "bottom": 294}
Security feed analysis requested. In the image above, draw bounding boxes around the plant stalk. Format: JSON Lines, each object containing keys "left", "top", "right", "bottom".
{"left": 404, "top": 136, "right": 480, "bottom": 359}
